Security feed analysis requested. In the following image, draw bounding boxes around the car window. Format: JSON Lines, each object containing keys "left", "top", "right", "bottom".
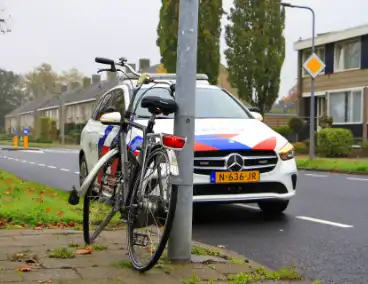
{"left": 111, "top": 89, "right": 125, "bottom": 113}
{"left": 133, "top": 87, "right": 251, "bottom": 119}
{"left": 92, "top": 91, "right": 113, "bottom": 120}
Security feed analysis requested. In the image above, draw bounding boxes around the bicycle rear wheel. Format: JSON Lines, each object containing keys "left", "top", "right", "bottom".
{"left": 83, "top": 151, "right": 122, "bottom": 244}
{"left": 127, "top": 147, "right": 178, "bottom": 272}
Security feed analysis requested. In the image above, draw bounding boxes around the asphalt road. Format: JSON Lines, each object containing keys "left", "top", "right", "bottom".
{"left": 1, "top": 147, "right": 368, "bottom": 284}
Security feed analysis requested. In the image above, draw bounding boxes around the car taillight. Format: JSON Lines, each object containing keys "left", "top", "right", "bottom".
{"left": 161, "top": 135, "right": 186, "bottom": 150}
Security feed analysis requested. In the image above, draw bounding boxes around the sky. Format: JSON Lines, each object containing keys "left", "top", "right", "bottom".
{"left": 0, "top": 0, "right": 367, "bottom": 101}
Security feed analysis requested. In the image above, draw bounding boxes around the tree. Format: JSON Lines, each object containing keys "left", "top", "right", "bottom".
{"left": 24, "top": 63, "right": 58, "bottom": 99}
{"left": 156, "top": 0, "right": 223, "bottom": 84}
{"left": 225, "top": 0, "right": 285, "bottom": 115}
{"left": 58, "top": 68, "right": 84, "bottom": 86}
{"left": 0, "top": 69, "right": 24, "bottom": 127}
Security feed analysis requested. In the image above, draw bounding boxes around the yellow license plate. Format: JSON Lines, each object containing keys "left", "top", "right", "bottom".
{"left": 210, "top": 171, "right": 260, "bottom": 183}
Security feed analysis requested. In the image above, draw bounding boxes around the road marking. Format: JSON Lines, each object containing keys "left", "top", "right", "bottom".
{"left": 21, "top": 160, "right": 27, "bottom": 163}
{"left": 347, "top": 177, "right": 368, "bottom": 181}
{"left": 48, "top": 166, "right": 57, "bottom": 169}
{"left": 75, "top": 171, "right": 80, "bottom": 174}
{"left": 19, "top": 150, "right": 44, "bottom": 154}
{"left": 29, "top": 162, "right": 35, "bottom": 165}
{"left": 296, "top": 216, "right": 353, "bottom": 228}
{"left": 304, "top": 173, "right": 327, "bottom": 178}
{"left": 235, "top": 204, "right": 260, "bottom": 210}
{"left": 7, "top": 157, "right": 14, "bottom": 160}
{"left": 38, "top": 164, "right": 46, "bottom": 167}
{"left": 60, "top": 168, "right": 70, "bottom": 172}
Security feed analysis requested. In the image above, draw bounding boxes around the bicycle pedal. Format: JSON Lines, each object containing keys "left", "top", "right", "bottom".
{"left": 68, "top": 187, "right": 80, "bottom": 205}
{"left": 133, "top": 232, "right": 149, "bottom": 247}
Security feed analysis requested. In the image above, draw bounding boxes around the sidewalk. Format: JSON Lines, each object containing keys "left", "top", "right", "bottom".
{"left": 0, "top": 229, "right": 314, "bottom": 283}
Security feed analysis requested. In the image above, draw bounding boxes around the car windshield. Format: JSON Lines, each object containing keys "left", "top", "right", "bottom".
{"left": 133, "top": 87, "right": 251, "bottom": 119}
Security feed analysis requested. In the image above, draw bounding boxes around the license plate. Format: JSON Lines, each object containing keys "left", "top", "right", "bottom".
{"left": 210, "top": 171, "right": 260, "bottom": 183}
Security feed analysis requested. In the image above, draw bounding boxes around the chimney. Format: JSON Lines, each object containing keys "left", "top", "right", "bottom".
{"left": 127, "top": 63, "right": 136, "bottom": 72}
{"left": 61, "top": 84, "right": 68, "bottom": 93}
{"left": 139, "top": 58, "right": 150, "bottom": 71}
{"left": 83, "top": 77, "right": 92, "bottom": 88}
{"left": 92, "top": 74, "right": 101, "bottom": 85}
{"left": 70, "top": 81, "right": 81, "bottom": 90}
{"left": 107, "top": 71, "right": 117, "bottom": 82}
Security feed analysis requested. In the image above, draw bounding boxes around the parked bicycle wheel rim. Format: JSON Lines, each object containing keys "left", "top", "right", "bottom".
{"left": 82, "top": 152, "right": 121, "bottom": 245}
{"left": 127, "top": 148, "right": 178, "bottom": 272}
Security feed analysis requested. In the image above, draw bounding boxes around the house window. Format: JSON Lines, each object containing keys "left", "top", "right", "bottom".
{"left": 302, "top": 46, "right": 325, "bottom": 77}
{"left": 334, "top": 39, "right": 361, "bottom": 71}
{"left": 328, "top": 89, "right": 363, "bottom": 124}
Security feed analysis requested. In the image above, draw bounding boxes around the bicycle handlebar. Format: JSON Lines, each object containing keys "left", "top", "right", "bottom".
{"left": 95, "top": 56, "right": 141, "bottom": 77}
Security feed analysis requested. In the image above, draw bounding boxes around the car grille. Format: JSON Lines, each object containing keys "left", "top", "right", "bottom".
{"left": 193, "top": 150, "right": 278, "bottom": 175}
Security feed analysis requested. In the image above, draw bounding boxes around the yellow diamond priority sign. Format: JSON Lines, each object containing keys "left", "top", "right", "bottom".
{"left": 303, "top": 53, "right": 326, "bottom": 78}
{"left": 156, "top": 64, "right": 167, "bottom": 74}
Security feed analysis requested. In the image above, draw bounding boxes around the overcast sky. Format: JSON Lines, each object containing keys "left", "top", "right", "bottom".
{"left": 0, "top": 0, "right": 367, "bottom": 101}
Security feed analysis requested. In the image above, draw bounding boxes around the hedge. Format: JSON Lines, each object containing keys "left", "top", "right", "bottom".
{"left": 317, "top": 128, "right": 354, "bottom": 157}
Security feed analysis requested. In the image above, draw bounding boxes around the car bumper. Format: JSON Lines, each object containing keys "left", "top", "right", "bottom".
{"left": 191, "top": 158, "right": 298, "bottom": 203}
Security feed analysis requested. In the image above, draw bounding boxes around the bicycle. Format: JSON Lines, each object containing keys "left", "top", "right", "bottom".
{"left": 68, "top": 56, "right": 186, "bottom": 272}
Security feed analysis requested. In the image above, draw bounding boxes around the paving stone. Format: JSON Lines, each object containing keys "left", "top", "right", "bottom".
{"left": 22, "top": 268, "right": 81, "bottom": 282}
{"left": 169, "top": 263, "right": 226, "bottom": 281}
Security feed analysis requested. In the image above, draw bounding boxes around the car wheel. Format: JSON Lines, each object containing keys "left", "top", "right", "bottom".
{"left": 257, "top": 200, "right": 289, "bottom": 215}
{"left": 79, "top": 154, "right": 88, "bottom": 187}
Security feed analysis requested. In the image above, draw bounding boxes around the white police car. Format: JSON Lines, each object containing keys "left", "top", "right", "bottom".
{"left": 79, "top": 74, "right": 298, "bottom": 214}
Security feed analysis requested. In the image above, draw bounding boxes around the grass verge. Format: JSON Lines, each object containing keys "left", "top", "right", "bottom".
{"left": 297, "top": 157, "right": 368, "bottom": 173}
{"left": 0, "top": 170, "right": 83, "bottom": 229}
{"left": 0, "top": 140, "right": 79, "bottom": 149}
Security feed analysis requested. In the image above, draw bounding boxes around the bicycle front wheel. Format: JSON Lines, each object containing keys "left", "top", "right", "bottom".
{"left": 127, "top": 147, "right": 178, "bottom": 272}
{"left": 83, "top": 151, "right": 122, "bottom": 244}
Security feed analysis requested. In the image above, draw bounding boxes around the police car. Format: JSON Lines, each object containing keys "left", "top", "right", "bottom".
{"left": 79, "top": 73, "right": 298, "bottom": 214}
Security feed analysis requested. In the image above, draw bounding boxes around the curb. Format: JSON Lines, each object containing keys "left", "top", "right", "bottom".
{"left": 298, "top": 167, "right": 368, "bottom": 175}
{"left": 0, "top": 147, "right": 41, "bottom": 151}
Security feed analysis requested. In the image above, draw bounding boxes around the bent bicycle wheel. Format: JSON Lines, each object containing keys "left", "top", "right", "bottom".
{"left": 127, "top": 147, "right": 178, "bottom": 272}
{"left": 83, "top": 151, "right": 123, "bottom": 244}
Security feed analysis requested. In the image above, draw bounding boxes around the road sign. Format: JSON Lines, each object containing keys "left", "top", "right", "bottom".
{"left": 23, "top": 127, "right": 30, "bottom": 135}
{"left": 303, "top": 53, "right": 326, "bottom": 78}
{"left": 156, "top": 64, "right": 167, "bottom": 74}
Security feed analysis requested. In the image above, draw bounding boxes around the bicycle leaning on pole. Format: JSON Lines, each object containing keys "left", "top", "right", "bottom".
{"left": 68, "top": 56, "right": 186, "bottom": 272}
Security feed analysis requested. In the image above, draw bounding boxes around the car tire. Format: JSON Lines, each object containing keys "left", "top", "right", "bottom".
{"left": 257, "top": 200, "right": 289, "bottom": 215}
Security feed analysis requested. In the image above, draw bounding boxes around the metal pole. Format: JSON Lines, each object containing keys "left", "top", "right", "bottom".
{"left": 61, "top": 95, "right": 65, "bottom": 145}
{"left": 168, "top": 0, "right": 199, "bottom": 262}
{"left": 309, "top": 8, "right": 316, "bottom": 160}
{"left": 281, "top": 3, "right": 316, "bottom": 159}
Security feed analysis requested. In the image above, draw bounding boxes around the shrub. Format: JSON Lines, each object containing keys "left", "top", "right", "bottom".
{"left": 49, "top": 119, "right": 58, "bottom": 141}
{"left": 273, "top": 126, "right": 292, "bottom": 138}
{"left": 360, "top": 141, "right": 368, "bottom": 156}
{"left": 288, "top": 117, "right": 305, "bottom": 134}
{"left": 293, "top": 142, "right": 308, "bottom": 155}
{"left": 39, "top": 117, "right": 51, "bottom": 141}
{"left": 317, "top": 128, "right": 354, "bottom": 157}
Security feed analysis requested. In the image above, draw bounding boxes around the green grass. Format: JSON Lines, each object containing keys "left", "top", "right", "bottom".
{"left": 297, "top": 158, "right": 368, "bottom": 173}
{"left": 48, "top": 248, "right": 76, "bottom": 259}
{"left": 0, "top": 140, "right": 79, "bottom": 149}
{"left": 0, "top": 170, "right": 83, "bottom": 228}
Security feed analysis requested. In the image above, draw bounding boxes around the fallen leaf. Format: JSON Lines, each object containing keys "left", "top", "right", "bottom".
{"left": 17, "top": 265, "right": 32, "bottom": 272}
{"left": 45, "top": 208, "right": 51, "bottom": 213}
{"left": 56, "top": 211, "right": 64, "bottom": 218}
{"left": 13, "top": 225, "right": 24, "bottom": 229}
{"left": 34, "top": 226, "right": 43, "bottom": 231}
{"left": 4, "top": 189, "right": 11, "bottom": 195}
{"left": 75, "top": 249, "right": 92, "bottom": 255}
{"left": 217, "top": 245, "right": 226, "bottom": 249}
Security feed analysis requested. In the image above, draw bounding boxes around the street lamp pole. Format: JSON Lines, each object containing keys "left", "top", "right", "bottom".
{"left": 282, "top": 3, "right": 316, "bottom": 160}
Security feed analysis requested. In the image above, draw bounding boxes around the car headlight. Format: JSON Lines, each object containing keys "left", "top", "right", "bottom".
{"left": 278, "top": 142, "right": 295, "bottom": 161}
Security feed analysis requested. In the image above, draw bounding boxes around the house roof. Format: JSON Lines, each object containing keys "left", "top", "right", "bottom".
{"left": 5, "top": 95, "right": 55, "bottom": 117}
{"left": 38, "top": 79, "right": 119, "bottom": 110}
{"left": 294, "top": 23, "right": 368, "bottom": 51}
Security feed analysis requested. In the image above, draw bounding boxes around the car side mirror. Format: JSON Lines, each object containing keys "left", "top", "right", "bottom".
{"left": 248, "top": 106, "right": 260, "bottom": 113}
{"left": 250, "top": 111, "right": 263, "bottom": 122}
{"left": 99, "top": 112, "right": 121, "bottom": 125}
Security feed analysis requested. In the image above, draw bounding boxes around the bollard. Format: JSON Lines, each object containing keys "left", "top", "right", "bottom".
{"left": 24, "top": 135, "right": 28, "bottom": 150}
{"left": 13, "top": 136, "right": 18, "bottom": 149}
